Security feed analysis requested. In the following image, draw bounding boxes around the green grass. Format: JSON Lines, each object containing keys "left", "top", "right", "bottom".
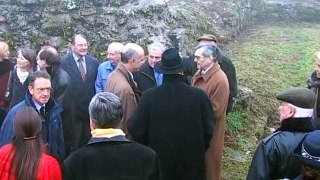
{"left": 223, "top": 22, "right": 320, "bottom": 179}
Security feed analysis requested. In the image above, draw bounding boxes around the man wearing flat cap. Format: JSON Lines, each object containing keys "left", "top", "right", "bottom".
{"left": 128, "top": 48, "right": 214, "bottom": 180}
{"left": 247, "top": 87, "right": 316, "bottom": 180}
{"left": 197, "top": 34, "right": 238, "bottom": 114}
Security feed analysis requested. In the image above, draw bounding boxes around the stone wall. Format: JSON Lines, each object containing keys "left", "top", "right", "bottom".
{"left": 0, "top": 0, "right": 264, "bottom": 58}
{"left": 263, "top": 0, "right": 320, "bottom": 21}
{"left": 1, "top": 0, "right": 318, "bottom": 58}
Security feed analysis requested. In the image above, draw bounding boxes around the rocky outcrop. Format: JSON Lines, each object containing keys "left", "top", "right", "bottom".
{"left": 263, "top": 0, "right": 320, "bottom": 21}
{"left": 0, "top": 0, "right": 263, "bottom": 58}
{"left": 0, "top": 0, "right": 318, "bottom": 58}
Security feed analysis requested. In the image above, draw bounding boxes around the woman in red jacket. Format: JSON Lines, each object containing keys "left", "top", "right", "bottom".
{"left": 0, "top": 107, "right": 61, "bottom": 180}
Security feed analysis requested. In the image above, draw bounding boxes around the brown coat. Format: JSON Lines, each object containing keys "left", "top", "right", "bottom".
{"left": 192, "top": 62, "right": 229, "bottom": 180}
{"left": 105, "top": 63, "right": 139, "bottom": 133}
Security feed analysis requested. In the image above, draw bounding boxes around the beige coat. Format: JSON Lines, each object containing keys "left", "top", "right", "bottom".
{"left": 192, "top": 63, "right": 229, "bottom": 180}
{"left": 105, "top": 63, "right": 139, "bottom": 133}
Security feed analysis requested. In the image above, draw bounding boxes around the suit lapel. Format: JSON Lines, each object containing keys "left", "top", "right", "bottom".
{"left": 68, "top": 55, "right": 85, "bottom": 82}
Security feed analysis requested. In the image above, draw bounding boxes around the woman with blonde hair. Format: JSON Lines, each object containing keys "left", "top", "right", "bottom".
{"left": 0, "top": 107, "right": 61, "bottom": 180}
{"left": 0, "top": 41, "right": 14, "bottom": 125}
{"left": 8, "top": 47, "right": 37, "bottom": 109}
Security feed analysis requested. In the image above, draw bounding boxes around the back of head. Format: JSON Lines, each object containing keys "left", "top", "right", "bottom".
{"left": 89, "top": 92, "right": 123, "bottom": 128}
{"left": 39, "top": 46, "right": 61, "bottom": 66}
{"left": 121, "top": 43, "right": 144, "bottom": 63}
{"left": 9, "top": 107, "right": 43, "bottom": 180}
{"left": 13, "top": 107, "right": 42, "bottom": 140}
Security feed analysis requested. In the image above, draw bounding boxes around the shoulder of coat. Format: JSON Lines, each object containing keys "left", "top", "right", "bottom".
{"left": 262, "top": 131, "right": 281, "bottom": 144}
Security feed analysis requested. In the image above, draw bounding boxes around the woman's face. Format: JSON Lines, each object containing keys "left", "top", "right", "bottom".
{"left": 16, "top": 52, "right": 30, "bottom": 69}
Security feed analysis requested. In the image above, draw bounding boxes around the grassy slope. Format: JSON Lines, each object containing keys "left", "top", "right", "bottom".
{"left": 223, "top": 22, "right": 320, "bottom": 179}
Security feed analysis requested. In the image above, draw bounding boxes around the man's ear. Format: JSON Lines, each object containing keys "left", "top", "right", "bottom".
{"left": 69, "top": 43, "right": 74, "bottom": 51}
{"left": 288, "top": 106, "right": 296, "bottom": 118}
{"left": 90, "top": 119, "right": 96, "bottom": 130}
{"left": 28, "top": 85, "right": 34, "bottom": 95}
{"left": 128, "top": 58, "right": 135, "bottom": 64}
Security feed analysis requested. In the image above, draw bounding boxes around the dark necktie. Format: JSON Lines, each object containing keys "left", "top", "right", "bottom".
{"left": 39, "top": 106, "right": 46, "bottom": 118}
{"left": 78, "top": 58, "right": 86, "bottom": 81}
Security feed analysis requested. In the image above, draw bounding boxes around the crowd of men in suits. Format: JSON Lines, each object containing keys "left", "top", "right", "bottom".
{"left": 0, "top": 32, "right": 240, "bottom": 179}
{"left": 1, "top": 31, "right": 320, "bottom": 179}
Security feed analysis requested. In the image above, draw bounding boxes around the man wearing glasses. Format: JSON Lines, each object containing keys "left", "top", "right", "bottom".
{"left": 0, "top": 70, "right": 65, "bottom": 162}
{"left": 95, "top": 42, "right": 124, "bottom": 93}
{"left": 134, "top": 42, "right": 166, "bottom": 93}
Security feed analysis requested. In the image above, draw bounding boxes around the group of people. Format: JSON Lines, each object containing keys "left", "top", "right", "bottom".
{"left": 2, "top": 30, "right": 319, "bottom": 180}
{"left": 246, "top": 52, "right": 320, "bottom": 179}
{"left": 0, "top": 33, "right": 238, "bottom": 179}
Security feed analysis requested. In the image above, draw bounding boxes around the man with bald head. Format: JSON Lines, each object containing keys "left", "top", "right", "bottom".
{"left": 61, "top": 34, "right": 99, "bottom": 149}
{"left": 95, "top": 42, "right": 124, "bottom": 93}
{"left": 105, "top": 43, "right": 145, "bottom": 133}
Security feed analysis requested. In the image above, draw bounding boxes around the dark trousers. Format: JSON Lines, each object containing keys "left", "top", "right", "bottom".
{"left": 73, "top": 115, "right": 91, "bottom": 149}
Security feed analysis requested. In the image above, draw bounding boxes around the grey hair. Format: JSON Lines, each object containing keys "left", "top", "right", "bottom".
{"left": 147, "top": 42, "right": 166, "bottom": 53}
{"left": 195, "top": 44, "right": 218, "bottom": 61}
{"left": 121, "top": 48, "right": 138, "bottom": 63}
{"left": 88, "top": 92, "right": 123, "bottom": 128}
{"left": 121, "top": 43, "right": 143, "bottom": 63}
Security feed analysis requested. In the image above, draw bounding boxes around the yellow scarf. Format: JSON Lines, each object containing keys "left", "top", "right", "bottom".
{"left": 91, "top": 128, "right": 125, "bottom": 138}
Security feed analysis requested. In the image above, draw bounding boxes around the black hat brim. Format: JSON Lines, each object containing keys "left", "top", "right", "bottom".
{"left": 154, "top": 61, "right": 183, "bottom": 74}
{"left": 293, "top": 142, "right": 320, "bottom": 169}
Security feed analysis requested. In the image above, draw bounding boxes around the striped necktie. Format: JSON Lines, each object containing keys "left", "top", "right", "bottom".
{"left": 78, "top": 58, "right": 86, "bottom": 81}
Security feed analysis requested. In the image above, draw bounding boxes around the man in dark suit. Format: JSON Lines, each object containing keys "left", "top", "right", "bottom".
{"left": 128, "top": 48, "right": 214, "bottom": 180}
{"left": 133, "top": 42, "right": 166, "bottom": 93}
{"left": 61, "top": 34, "right": 99, "bottom": 149}
{"left": 63, "top": 92, "right": 161, "bottom": 180}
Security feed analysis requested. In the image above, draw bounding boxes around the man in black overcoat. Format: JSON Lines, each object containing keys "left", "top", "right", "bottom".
{"left": 63, "top": 92, "right": 161, "bottom": 180}
{"left": 128, "top": 48, "right": 214, "bottom": 180}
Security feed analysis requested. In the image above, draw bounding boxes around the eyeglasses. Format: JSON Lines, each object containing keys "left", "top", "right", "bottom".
{"left": 36, "top": 88, "right": 52, "bottom": 93}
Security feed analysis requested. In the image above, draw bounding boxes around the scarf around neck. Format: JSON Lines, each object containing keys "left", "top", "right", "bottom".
{"left": 91, "top": 128, "right": 125, "bottom": 138}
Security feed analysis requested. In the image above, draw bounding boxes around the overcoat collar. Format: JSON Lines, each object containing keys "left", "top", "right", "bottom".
{"left": 193, "top": 62, "right": 221, "bottom": 82}
{"left": 276, "top": 117, "right": 315, "bottom": 132}
{"left": 87, "top": 135, "right": 132, "bottom": 145}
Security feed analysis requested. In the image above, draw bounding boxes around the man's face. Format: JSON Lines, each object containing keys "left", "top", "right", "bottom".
{"left": 28, "top": 78, "right": 51, "bottom": 105}
{"left": 147, "top": 49, "right": 162, "bottom": 68}
{"left": 107, "top": 48, "right": 121, "bottom": 65}
{"left": 194, "top": 48, "right": 214, "bottom": 70}
{"left": 71, "top": 35, "right": 88, "bottom": 57}
{"left": 131, "top": 53, "right": 145, "bottom": 72}
{"left": 315, "top": 58, "right": 320, "bottom": 78}
{"left": 278, "top": 102, "right": 294, "bottom": 121}
{"left": 36, "top": 50, "right": 48, "bottom": 70}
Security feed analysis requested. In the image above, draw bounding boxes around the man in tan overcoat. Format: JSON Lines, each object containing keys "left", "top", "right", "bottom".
{"left": 192, "top": 44, "right": 229, "bottom": 180}
{"left": 105, "top": 43, "right": 145, "bottom": 133}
